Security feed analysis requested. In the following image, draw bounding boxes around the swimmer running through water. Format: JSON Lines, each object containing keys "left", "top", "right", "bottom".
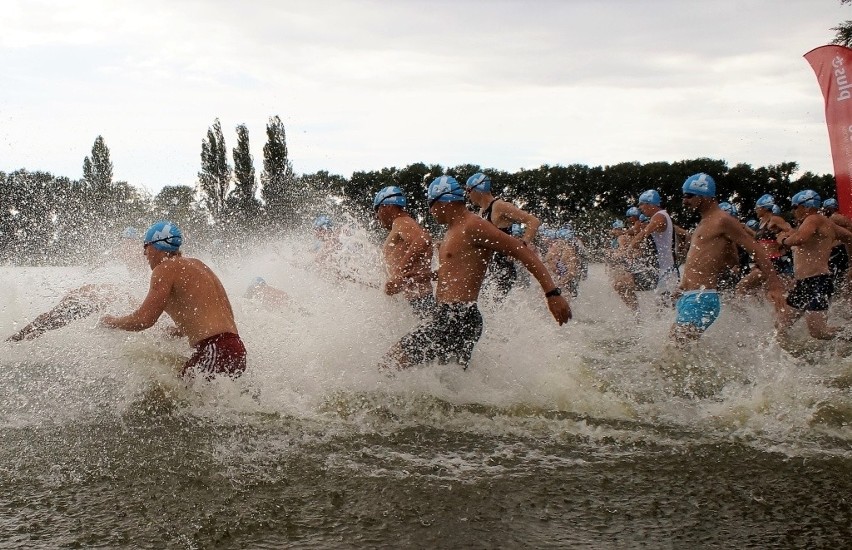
{"left": 100, "top": 221, "right": 247, "bottom": 380}
{"left": 381, "top": 176, "right": 570, "bottom": 370}
{"left": 672, "top": 173, "right": 784, "bottom": 343}
{"left": 373, "top": 186, "right": 436, "bottom": 319}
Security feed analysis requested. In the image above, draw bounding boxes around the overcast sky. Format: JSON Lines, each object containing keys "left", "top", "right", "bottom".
{"left": 1, "top": 0, "right": 848, "bottom": 195}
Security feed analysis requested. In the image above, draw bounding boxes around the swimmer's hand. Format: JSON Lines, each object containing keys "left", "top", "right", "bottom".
{"left": 384, "top": 278, "right": 403, "bottom": 296}
{"left": 165, "top": 325, "right": 185, "bottom": 338}
{"left": 547, "top": 295, "right": 572, "bottom": 324}
{"left": 99, "top": 314, "right": 119, "bottom": 328}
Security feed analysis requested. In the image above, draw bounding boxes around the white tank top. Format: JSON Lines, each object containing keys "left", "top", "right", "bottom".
{"left": 651, "top": 210, "right": 675, "bottom": 273}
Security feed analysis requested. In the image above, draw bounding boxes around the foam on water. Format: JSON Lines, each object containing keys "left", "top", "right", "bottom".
{"left": 0, "top": 231, "right": 850, "bottom": 466}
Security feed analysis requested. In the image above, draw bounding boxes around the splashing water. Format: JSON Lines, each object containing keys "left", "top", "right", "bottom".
{"left": 0, "top": 232, "right": 849, "bottom": 547}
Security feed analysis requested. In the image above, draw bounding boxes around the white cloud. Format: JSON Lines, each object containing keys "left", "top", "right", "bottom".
{"left": 0, "top": 0, "right": 847, "bottom": 192}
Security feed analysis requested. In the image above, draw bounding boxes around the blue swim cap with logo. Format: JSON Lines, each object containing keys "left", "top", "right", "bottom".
{"left": 144, "top": 221, "right": 183, "bottom": 252}
{"left": 465, "top": 173, "right": 491, "bottom": 192}
{"left": 373, "top": 186, "right": 407, "bottom": 210}
{"left": 557, "top": 227, "right": 575, "bottom": 240}
{"left": 638, "top": 189, "right": 661, "bottom": 206}
{"left": 719, "top": 202, "right": 738, "bottom": 217}
{"left": 823, "top": 198, "right": 839, "bottom": 210}
{"left": 755, "top": 194, "right": 775, "bottom": 210}
{"left": 682, "top": 173, "right": 716, "bottom": 197}
{"left": 313, "top": 215, "right": 333, "bottom": 230}
{"left": 791, "top": 189, "right": 821, "bottom": 208}
{"left": 428, "top": 176, "right": 465, "bottom": 206}
{"left": 626, "top": 206, "right": 641, "bottom": 218}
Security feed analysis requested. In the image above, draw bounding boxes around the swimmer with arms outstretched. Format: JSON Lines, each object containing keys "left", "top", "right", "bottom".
{"left": 381, "top": 176, "right": 570, "bottom": 370}
{"left": 100, "top": 221, "right": 246, "bottom": 379}
{"left": 673, "top": 173, "right": 784, "bottom": 343}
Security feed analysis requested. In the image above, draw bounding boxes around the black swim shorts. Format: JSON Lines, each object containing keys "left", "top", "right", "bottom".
{"left": 397, "top": 302, "right": 484, "bottom": 368}
{"left": 786, "top": 274, "right": 834, "bottom": 312}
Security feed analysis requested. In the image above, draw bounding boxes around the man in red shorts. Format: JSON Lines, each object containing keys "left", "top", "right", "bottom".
{"left": 100, "top": 221, "right": 246, "bottom": 379}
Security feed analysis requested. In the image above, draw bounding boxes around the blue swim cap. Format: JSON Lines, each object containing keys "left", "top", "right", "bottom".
{"left": 557, "top": 227, "right": 575, "bottom": 240}
{"left": 373, "top": 186, "right": 407, "bottom": 211}
{"left": 626, "top": 206, "right": 641, "bottom": 218}
{"left": 682, "top": 173, "right": 716, "bottom": 197}
{"left": 638, "top": 189, "right": 661, "bottom": 206}
{"left": 313, "top": 215, "right": 333, "bottom": 230}
{"left": 639, "top": 214, "right": 649, "bottom": 222}
{"left": 823, "top": 198, "right": 839, "bottom": 210}
{"left": 755, "top": 194, "right": 775, "bottom": 210}
{"left": 719, "top": 202, "right": 738, "bottom": 217}
{"left": 510, "top": 223, "right": 524, "bottom": 237}
{"left": 772, "top": 205, "right": 781, "bottom": 215}
{"left": 612, "top": 219, "right": 626, "bottom": 229}
{"left": 791, "top": 189, "right": 821, "bottom": 208}
{"left": 121, "top": 226, "right": 139, "bottom": 240}
{"left": 465, "top": 172, "right": 491, "bottom": 192}
{"left": 144, "top": 221, "right": 183, "bottom": 252}
{"left": 428, "top": 176, "right": 465, "bottom": 206}
{"left": 746, "top": 219, "right": 759, "bottom": 230}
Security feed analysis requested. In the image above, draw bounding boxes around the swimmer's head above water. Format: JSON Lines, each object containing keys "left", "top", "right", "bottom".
{"left": 464, "top": 172, "right": 491, "bottom": 193}
{"left": 143, "top": 221, "right": 183, "bottom": 252}
{"left": 427, "top": 176, "right": 465, "bottom": 207}
{"left": 373, "top": 186, "right": 407, "bottom": 211}
{"left": 681, "top": 173, "right": 716, "bottom": 198}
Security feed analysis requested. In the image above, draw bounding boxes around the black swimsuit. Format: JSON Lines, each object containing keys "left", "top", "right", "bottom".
{"left": 482, "top": 199, "right": 517, "bottom": 298}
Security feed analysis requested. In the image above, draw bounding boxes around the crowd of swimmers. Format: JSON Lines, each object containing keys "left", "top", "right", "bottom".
{"left": 6, "top": 171, "right": 852, "bottom": 380}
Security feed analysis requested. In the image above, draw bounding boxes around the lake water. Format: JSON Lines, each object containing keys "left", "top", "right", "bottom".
{"left": 0, "top": 238, "right": 849, "bottom": 548}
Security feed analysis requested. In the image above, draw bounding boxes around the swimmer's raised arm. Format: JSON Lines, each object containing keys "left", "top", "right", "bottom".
{"left": 100, "top": 264, "right": 173, "bottom": 331}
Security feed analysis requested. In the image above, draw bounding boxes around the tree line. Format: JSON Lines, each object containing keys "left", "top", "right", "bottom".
{"left": 0, "top": 115, "right": 837, "bottom": 264}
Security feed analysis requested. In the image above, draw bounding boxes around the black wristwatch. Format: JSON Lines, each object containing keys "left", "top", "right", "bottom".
{"left": 545, "top": 287, "right": 561, "bottom": 298}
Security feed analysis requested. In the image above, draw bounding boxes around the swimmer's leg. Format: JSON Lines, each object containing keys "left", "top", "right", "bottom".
{"left": 804, "top": 311, "right": 840, "bottom": 340}
{"left": 612, "top": 271, "right": 639, "bottom": 311}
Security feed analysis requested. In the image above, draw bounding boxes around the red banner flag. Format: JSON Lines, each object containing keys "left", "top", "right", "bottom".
{"left": 805, "top": 45, "right": 852, "bottom": 217}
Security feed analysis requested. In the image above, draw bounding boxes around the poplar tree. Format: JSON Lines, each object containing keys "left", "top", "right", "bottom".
{"left": 83, "top": 135, "right": 114, "bottom": 191}
{"left": 230, "top": 123, "right": 261, "bottom": 224}
{"left": 198, "top": 118, "right": 231, "bottom": 222}
{"left": 260, "top": 115, "right": 298, "bottom": 227}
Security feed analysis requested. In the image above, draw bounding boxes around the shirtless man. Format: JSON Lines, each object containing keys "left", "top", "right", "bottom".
{"left": 544, "top": 227, "right": 583, "bottom": 297}
{"left": 100, "top": 221, "right": 246, "bottom": 379}
{"left": 382, "top": 176, "right": 570, "bottom": 370}
{"left": 373, "top": 186, "right": 435, "bottom": 318}
{"left": 775, "top": 191, "right": 852, "bottom": 340}
{"left": 673, "top": 173, "right": 784, "bottom": 343}
{"left": 464, "top": 172, "right": 542, "bottom": 299}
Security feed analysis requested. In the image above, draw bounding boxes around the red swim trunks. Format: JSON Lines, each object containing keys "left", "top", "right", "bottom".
{"left": 181, "top": 332, "right": 247, "bottom": 380}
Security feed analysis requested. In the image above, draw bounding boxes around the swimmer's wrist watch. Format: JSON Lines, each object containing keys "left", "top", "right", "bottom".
{"left": 545, "top": 287, "right": 561, "bottom": 298}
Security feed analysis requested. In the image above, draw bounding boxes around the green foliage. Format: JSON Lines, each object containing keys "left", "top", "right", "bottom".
{"left": 832, "top": 1, "right": 852, "bottom": 46}
{"left": 230, "top": 124, "right": 261, "bottom": 226}
{"left": 198, "top": 119, "right": 231, "bottom": 222}
{"left": 83, "top": 135, "right": 113, "bottom": 191}
{"left": 260, "top": 115, "right": 298, "bottom": 228}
